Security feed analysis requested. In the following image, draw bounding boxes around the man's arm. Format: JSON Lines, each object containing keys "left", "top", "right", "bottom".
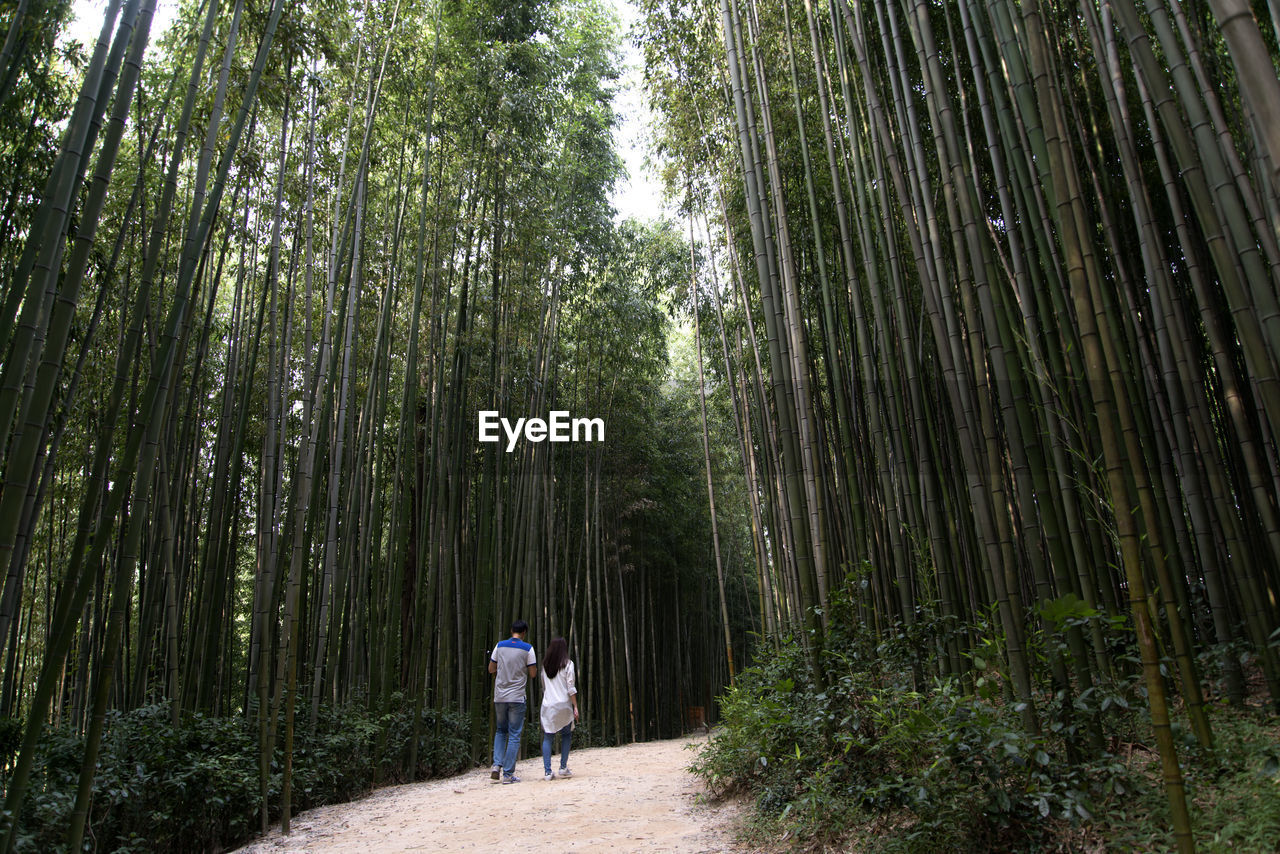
{"left": 527, "top": 664, "right": 537, "bottom": 679}
{"left": 488, "top": 661, "right": 497, "bottom": 675}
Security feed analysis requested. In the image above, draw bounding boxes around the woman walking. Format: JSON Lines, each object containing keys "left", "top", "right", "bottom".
{"left": 540, "top": 636, "right": 579, "bottom": 780}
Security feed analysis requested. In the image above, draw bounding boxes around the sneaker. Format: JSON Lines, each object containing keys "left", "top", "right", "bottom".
{"left": 558, "top": 767, "right": 571, "bottom": 778}
{"left": 490, "top": 764, "right": 501, "bottom": 781}
{"left": 544, "top": 772, "right": 555, "bottom": 781}
{"left": 501, "top": 774, "right": 521, "bottom": 784}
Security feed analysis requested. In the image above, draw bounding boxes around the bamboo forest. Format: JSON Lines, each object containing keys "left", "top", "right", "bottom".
{"left": 0, "top": 0, "right": 1279, "bottom": 849}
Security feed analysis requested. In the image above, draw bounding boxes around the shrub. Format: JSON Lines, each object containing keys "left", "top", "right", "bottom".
{"left": 690, "top": 576, "right": 1280, "bottom": 854}
{"left": 0, "top": 699, "right": 472, "bottom": 853}
{"left": 1093, "top": 707, "right": 1280, "bottom": 853}
{"left": 690, "top": 599, "right": 1135, "bottom": 851}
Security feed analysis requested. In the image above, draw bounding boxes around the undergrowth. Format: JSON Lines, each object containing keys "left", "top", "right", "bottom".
{"left": 1092, "top": 709, "right": 1280, "bottom": 852}
{"left": 0, "top": 696, "right": 470, "bottom": 853}
{"left": 690, "top": 585, "right": 1280, "bottom": 852}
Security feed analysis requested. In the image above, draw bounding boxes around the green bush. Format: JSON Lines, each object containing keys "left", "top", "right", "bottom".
{"left": 691, "top": 580, "right": 1280, "bottom": 853}
{"left": 0, "top": 699, "right": 471, "bottom": 853}
{"left": 1093, "top": 707, "right": 1280, "bottom": 853}
{"left": 1196, "top": 714, "right": 1280, "bottom": 850}
{"left": 693, "top": 657, "right": 1129, "bottom": 849}
{"left": 690, "top": 596, "right": 1135, "bottom": 851}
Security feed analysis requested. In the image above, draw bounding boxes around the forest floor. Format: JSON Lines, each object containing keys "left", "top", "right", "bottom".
{"left": 234, "top": 733, "right": 747, "bottom": 853}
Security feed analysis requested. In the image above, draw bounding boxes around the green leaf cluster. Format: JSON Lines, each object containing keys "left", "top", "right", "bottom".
{"left": 0, "top": 699, "right": 469, "bottom": 852}
{"left": 691, "top": 611, "right": 1138, "bottom": 851}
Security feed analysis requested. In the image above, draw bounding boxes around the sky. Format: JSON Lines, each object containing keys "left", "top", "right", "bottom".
{"left": 607, "top": 0, "right": 668, "bottom": 222}
{"left": 66, "top": 0, "right": 668, "bottom": 223}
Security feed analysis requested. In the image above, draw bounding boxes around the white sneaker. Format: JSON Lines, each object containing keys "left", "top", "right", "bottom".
{"left": 558, "top": 767, "right": 572, "bottom": 778}
{"left": 544, "top": 772, "right": 555, "bottom": 781}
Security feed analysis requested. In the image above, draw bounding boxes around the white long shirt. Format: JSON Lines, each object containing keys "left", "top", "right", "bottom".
{"left": 540, "top": 660, "right": 577, "bottom": 732}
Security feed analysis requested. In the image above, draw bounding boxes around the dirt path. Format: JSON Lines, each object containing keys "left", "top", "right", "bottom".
{"left": 234, "top": 734, "right": 745, "bottom": 853}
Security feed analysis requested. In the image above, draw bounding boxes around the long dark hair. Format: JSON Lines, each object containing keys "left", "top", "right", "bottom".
{"left": 544, "top": 637, "right": 569, "bottom": 679}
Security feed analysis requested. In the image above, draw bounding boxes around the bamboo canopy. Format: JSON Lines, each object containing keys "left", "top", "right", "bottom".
{"left": 640, "top": 0, "right": 1280, "bottom": 847}
{"left": 0, "top": 0, "right": 748, "bottom": 846}
{"left": 0, "top": 0, "right": 1278, "bottom": 849}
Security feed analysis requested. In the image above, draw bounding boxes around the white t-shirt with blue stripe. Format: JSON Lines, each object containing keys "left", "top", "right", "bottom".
{"left": 491, "top": 637, "right": 536, "bottom": 703}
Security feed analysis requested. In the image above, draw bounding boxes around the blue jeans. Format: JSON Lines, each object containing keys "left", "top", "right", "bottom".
{"left": 493, "top": 702, "right": 526, "bottom": 776}
{"left": 542, "top": 723, "right": 572, "bottom": 775}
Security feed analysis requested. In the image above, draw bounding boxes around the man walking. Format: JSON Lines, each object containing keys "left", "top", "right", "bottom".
{"left": 489, "top": 619, "right": 537, "bottom": 783}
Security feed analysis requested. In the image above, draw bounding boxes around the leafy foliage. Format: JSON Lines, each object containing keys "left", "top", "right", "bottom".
{"left": 694, "top": 578, "right": 1280, "bottom": 851}
{"left": 1091, "top": 708, "right": 1280, "bottom": 853}
{"left": 0, "top": 700, "right": 469, "bottom": 853}
{"left": 691, "top": 590, "right": 1139, "bottom": 850}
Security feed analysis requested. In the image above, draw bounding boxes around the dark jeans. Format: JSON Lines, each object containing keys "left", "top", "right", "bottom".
{"left": 493, "top": 701, "right": 526, "bottom": 776}
{"left": 542, "top": 723, "right": 573, "bottom": 775}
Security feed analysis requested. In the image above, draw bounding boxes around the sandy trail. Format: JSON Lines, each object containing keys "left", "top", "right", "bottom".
{"left": 234, "top": 734, "right": 744, "bottom": 853}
